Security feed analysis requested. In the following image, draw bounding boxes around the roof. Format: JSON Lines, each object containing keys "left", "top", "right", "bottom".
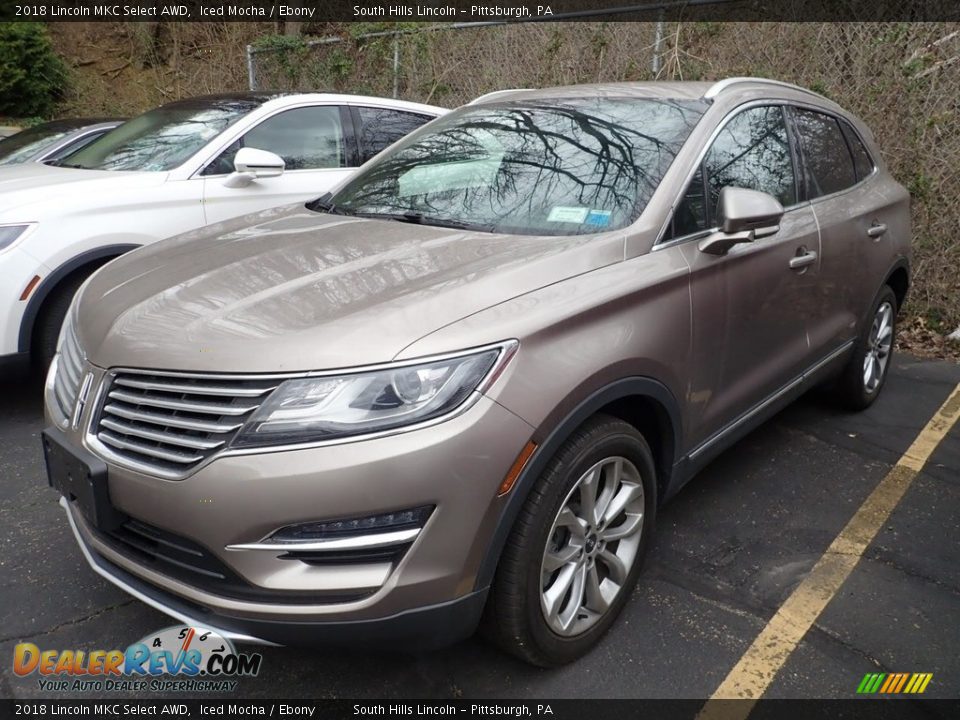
{"left": 34, "top": 118, "right": 125, "bottom": 131}
{"left": 154, "top": 92, "right": 446, "bottom": 116}
{"left": 468, "top": 78, "right": 830, "bottom": 105}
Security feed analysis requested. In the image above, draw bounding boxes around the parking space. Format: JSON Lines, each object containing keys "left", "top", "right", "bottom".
{"left": 1, "top": 355, "right": 957, "bottom": 700}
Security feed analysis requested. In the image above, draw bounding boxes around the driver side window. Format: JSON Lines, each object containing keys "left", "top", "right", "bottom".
{"left": 202, "top": 106, "right": 345, "bottom": 176}
{"left": 668, "top": 105, "right": 796, "bottom": 241}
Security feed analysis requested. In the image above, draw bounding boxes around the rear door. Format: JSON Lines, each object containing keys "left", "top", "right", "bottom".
{"left": 200, "top": 104, "right": 354, "bottom": 224}
{"left": 664, "top": 104, "right": 822, "bottom": 447}
{"left": 788, "top": 106, "right": 889, "bottom": 350}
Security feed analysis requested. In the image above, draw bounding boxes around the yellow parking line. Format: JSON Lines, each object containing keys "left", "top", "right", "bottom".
{"left": 698, "top": 383, "right": 960, "bottom": 718}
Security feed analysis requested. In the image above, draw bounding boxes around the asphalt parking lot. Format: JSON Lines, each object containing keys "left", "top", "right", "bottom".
{"left": 1, "top": 355, "right": 958, "bottom": 702}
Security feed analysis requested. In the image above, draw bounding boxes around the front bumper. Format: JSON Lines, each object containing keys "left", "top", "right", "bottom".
{"left": 47, "top": 361, "right": 534, "bottom": 645}
{"left": 61, "top": 496, "right": 489, "bottom": 649}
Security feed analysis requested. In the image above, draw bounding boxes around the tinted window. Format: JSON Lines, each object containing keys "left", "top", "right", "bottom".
{"left": 704, "top": 105, "right": 796, "bottom": 211}
{"left": 204, "top": 106, "right": 344, "bottom": 175}
{"left": 45, "top": 130, "right": 111, "bottom": 163}
{"left": 672, "top": 167, "right": 708, "bottom": 238}
{"left": 329, "top": 98, "right": 707, "bottom": 236}
{"left": 0, "top": 123, "right": 74, "bottom": 165}
{"left": 355, "top": 107, "right": 435, "bottom": 164}
{"left": 839, "top": 120, "right": 875, "bottom": 182}
{"left": 65, "top": 99, "right": 260, "bottom": 171}
{"left": 793, "top": 108, "right": 857, "bottom": 198}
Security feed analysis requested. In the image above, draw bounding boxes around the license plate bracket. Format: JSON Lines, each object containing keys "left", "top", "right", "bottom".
{"left": 42, "top": 427, "right": 127, "bottom": 532}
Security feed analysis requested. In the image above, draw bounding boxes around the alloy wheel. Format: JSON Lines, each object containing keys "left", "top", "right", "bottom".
{"left": 540, "top": 456, "right": 645, "bottom": 636}
{"left": 863, "top": 301, "right": 893, "bottom": 393}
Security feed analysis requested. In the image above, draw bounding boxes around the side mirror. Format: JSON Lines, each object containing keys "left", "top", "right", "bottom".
{"left": 223, "top": 147, "right": 285, "bottom": 188}
{"left": 699, "top": 186, "right": 784, "bottom": 256}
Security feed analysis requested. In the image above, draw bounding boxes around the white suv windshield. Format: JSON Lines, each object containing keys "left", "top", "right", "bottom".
{"left": 329, "top": 97, "right": 706, "bottom": 235}
{"left": 61, "top": 98, "right": 262, "bottom": 172}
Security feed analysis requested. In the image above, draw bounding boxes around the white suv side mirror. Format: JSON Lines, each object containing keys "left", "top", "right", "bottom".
{"left": 223, "top": 147, "right": 285, "bottom": 188}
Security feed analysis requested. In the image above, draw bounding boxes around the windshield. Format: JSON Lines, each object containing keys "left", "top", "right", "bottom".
{"left": 0, "top": 122, "right": 80, "bottom": 165}
{"left": 328, "top": 97, "right": 706, "bottom": 235}
{"left": 62, "top": 99, "right": 260, "bottom": 172}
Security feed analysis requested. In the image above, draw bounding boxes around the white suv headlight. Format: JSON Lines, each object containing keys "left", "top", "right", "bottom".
{"left": 231, "top": 342, "right": 516, "bottom": 448}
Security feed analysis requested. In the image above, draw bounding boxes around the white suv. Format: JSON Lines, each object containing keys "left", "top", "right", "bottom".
{"left": 0, "top": 92, "right": 446, "bottom": 370}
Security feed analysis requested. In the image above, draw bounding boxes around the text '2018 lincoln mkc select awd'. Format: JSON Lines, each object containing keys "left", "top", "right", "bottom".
{"left": 43, "top": 79, "right": 910, "bottom": 666}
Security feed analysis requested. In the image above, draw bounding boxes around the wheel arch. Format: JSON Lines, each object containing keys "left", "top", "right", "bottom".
{"left": 884, "top": 260, "right": 910, "bottom": 313}
{"left": 17, "top": 244, "right": 140, "bottom": 354}
{"left": 474, "top": 376, "right": 682, "bottom": 591}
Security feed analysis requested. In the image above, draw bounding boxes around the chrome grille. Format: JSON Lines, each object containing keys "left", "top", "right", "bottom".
{"left": 93, "top": 371, "right": 278, "bottom": 477}
{"left": 53, "top": 321, "right": 84, "bottom": 421}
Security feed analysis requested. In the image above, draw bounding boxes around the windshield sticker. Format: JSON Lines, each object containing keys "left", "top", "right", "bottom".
{"left": 547, "top": 206, "right": 590, "bottom": 223}
{"left": 585, "top": 210, "right": 612, "bottom": 227}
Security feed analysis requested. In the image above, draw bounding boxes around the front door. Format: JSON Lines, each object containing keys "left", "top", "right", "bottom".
{"left": 200, "top": 105, "right": 354, "bottom": 225}
{"left": 665, "top": 104, "right": 822, "bottom": 447}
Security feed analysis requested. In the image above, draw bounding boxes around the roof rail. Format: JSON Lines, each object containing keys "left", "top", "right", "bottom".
{"left": 468, "top": 89, "right": 533, "bottom": 105}
{"left": 704, "top": 77, "right": 827, "bottom": 101}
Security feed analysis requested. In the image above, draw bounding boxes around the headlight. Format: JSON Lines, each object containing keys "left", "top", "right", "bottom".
{"left": 0, "top": 224, "right": 33, "bottom": 253}
{"left": 231, "top": 342, "right": 515, "bottom": 448}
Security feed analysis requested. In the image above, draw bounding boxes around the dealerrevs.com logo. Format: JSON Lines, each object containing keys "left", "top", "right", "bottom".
{"left": 13, "top": 625, "right": 263, "bottom": 692}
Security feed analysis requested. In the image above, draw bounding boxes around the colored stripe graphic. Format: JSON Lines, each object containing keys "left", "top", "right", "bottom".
{"left": 857, "top": 672, "right": 931, "bottom": 694}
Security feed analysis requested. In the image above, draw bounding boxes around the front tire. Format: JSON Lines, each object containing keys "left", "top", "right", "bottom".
{"left": 32, "top": 273, "right": 88, "bottom": 370}
{"left": 483, "top": 414, "right": 657, "bottom": 666}
{"left": 835, "top": 285, "right": 897, "bottom": 411}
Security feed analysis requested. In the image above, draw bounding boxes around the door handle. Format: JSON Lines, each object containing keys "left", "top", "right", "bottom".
{"left": 789, "top": 250, "right": 818, "bottom": 270}
{"left": 867, "top": 223, "right": 887, "bottom": 238}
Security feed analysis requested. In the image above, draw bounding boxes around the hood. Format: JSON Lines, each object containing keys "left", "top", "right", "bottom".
{"left": 77, "top": 205, "right": 624, "bottom": 373}
{"left": 0, "top": 164, "right": 163, "bottom": 217}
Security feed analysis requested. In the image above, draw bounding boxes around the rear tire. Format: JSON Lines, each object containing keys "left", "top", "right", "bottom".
{"left": 32, "top": 274, "right": 88, "bottom": 371}
{"left": 482, "top": 414, "right": 656, "bottom": 666}
{"left": 835, "top": 285, "right": 897, "bottom": 411}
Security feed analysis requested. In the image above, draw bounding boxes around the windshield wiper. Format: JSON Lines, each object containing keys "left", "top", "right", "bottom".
{"left": 44, "top": 159, "right": 86, "bottom": 169}
{"left": 351, "top": 211, "right": 494, "bottom": 232}
{"left": 306, "top": 192, "right": 353, "bottom": 215}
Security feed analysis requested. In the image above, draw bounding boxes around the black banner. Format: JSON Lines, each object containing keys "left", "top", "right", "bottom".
{"left": 2, "top": 700, "right": 960, "bottom": 720}
{"left": 1, "top": 0, "right": 959, "bottom": 23}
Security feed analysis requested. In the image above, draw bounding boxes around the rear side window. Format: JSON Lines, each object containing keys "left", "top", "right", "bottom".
{"left": 792, "top": 108, "right": 857, "bottom": 198}
{"left": 839, "top": 120, "right": 875, "bottom": 182}
{"left": 354, "top": 107, "right": 435, "bottom": 164}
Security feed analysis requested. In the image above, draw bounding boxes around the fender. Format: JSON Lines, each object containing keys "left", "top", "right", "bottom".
{"left": 17, "top": 244, "right": 140, "bottom": 353}
{"left": 853, "top": 256, "right": 910, "bottom": 334}
{"left": 473, "top": 376, "right": 682, "bottom": 591}
{"left": 884, "top": 256, "right": 910, "bottom": 299}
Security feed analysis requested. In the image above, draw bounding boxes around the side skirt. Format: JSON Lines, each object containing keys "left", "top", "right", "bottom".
{"left": 665, "top": 340, "right": 855, "bottom": 500}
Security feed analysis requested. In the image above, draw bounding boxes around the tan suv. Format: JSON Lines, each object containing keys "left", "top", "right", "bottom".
{"left": 43, "top": 79, "right": 910, "bottom": 666}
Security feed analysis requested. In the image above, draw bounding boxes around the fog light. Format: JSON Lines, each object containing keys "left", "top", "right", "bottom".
{"left": 268, "top": 506, "right": 434, "bottom": 543}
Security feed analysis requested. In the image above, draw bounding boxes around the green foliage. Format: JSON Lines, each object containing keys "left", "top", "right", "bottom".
{"left": 253, "top": 34, "right": 311, "bottom": 84}
{"left": 808, "top": 80, "right": 832, "bottom": 98}
{"left": 694, "top": 22, "right": 722, "bottom": 37}
{"left": 0, "top": 23, "right": 67, "bottom": 118}
{"left": 324, "top": 48, "right": 354, "bottom": 84}
{"left": 907, "top": 172, "right": 933, "bottom": 202}
{"left": 923, "top": 306, "right": 947, "bottom": 334}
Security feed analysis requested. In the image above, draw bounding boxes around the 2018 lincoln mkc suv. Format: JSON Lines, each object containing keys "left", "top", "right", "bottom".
{"left": 43, "top": 79, "right": 910, "bottom": 666}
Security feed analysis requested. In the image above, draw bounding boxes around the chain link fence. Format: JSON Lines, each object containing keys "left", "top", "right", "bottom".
{"left": 248, "top": 21, "right": 960, "bottom": 330}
